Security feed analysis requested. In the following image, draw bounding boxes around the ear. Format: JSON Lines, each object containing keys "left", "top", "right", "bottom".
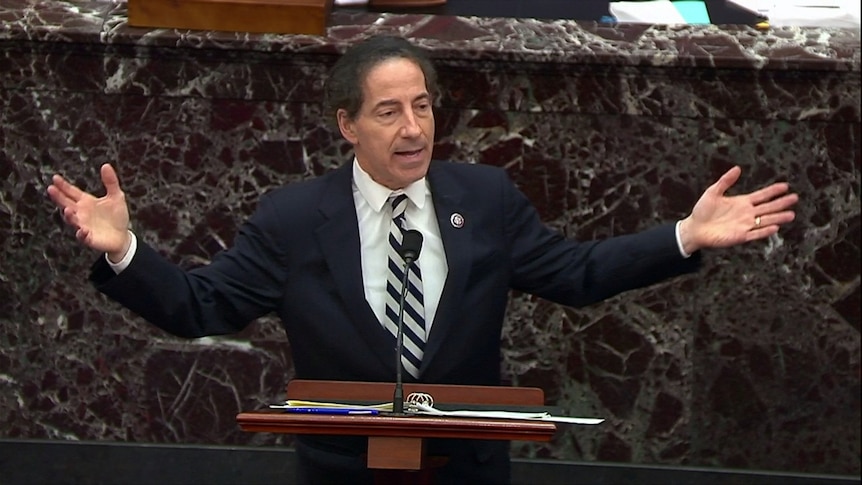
{"left": 337, "top": 109, "right": 359, "bottom": 145}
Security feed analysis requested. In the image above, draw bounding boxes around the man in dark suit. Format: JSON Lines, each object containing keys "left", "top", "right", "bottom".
{"left": 47, "top": 36, "right": 798, "bottom": 484}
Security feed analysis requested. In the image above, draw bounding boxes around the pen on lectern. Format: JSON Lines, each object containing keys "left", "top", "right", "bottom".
{"left": 270, "top": 406, "right": 379, "bottom": 415}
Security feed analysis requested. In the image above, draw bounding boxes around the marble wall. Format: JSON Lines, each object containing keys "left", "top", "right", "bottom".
{"left": 1, "top": 0, "right": 859, "bottom": 477}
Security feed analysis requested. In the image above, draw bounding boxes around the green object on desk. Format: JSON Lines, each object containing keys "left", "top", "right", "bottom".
{"left": 674, "top": 1, "right": 711, "bottom": 24}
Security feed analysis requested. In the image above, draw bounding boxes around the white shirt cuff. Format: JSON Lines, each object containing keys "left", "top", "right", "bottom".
{"left": 106, "top": 231, "right": 137, "bottom": 274}
{"left": 675, "top": 221, "right": 691, "bottom": 259}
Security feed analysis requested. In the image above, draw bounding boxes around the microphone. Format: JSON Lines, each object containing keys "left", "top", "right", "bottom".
{"left": 393, "top": 229, "right": 423, "bottom": 415}
{"left": 400, "top": 230, "right": 423, "bottom": 264}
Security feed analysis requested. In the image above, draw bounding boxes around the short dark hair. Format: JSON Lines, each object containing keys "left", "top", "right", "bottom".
{"left": 323, "top": 36, "right": 439, "bottom": 124}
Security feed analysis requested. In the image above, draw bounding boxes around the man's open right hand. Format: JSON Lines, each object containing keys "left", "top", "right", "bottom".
{"left": 47, "top": 163, "right": 132, "bottom": 262}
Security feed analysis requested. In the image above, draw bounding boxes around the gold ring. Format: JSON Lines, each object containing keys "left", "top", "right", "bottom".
{"left": 754, "top": 216, "right": 762, "bottom": 228}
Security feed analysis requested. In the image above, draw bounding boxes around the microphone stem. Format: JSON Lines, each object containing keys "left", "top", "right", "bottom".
{"left": 393, "top": 257, "right": 413, "bottom": 415}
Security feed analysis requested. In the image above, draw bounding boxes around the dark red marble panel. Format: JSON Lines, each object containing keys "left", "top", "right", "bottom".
{"left": 0, "top": 0, "right": 859, "bottom": 477}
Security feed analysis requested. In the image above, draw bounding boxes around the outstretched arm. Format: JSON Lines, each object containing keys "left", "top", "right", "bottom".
{"left": 47, "top": 163, "right": 132, "bottom": 262}
{"left": 678, "top": 166, "right": 799, "bottom": 255}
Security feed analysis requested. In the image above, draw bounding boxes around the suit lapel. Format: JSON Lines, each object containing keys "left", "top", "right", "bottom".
{"left": 420, "top": 162, "right": 473, "bottom": 374}
{"left": 314, "top": 163, "right": 395, "bottom": 374}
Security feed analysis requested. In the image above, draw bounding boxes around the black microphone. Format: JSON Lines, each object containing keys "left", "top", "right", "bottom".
{"left": 393, "top": 229, "right": 423, "bottom": 415}
{"left": 399, "top": 230, "right": 423, "bottom": 264}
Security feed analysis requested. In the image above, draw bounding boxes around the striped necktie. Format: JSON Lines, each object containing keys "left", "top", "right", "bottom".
{"left": 385, "top": 194, "right": 426, "bottom": 379}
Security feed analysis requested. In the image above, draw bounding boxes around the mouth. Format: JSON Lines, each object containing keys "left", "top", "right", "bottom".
{"left": 394, "top": 148, "right": 425, "bottom": 161}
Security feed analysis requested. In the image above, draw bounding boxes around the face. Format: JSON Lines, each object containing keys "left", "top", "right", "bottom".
{"left": 337, "top": 57, "right": 435, "bottom": 190}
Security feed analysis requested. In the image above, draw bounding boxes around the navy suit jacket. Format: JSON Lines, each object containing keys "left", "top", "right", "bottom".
{"left": 92, "top": 160, "right": 700, "bottom": 386}
{"left": 90, "top": 160, "right": 700, "bottom": 483}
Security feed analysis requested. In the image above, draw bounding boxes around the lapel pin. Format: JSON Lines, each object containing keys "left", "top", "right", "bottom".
{"left": 450, "top": 212, "right": 465, "bottom": 228}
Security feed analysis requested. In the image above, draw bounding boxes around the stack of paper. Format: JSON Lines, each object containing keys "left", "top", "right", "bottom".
{"left": 270, "top": 399, "right": 392, "bottom": 411}
{"left": 727, "top": 0, "right": 861, "bottom": 28}
{"left": 269, "top": 399, "right": 604, "bottom": 424}
{"left": 408, "top": 402, "right": 605, "bottom": 425}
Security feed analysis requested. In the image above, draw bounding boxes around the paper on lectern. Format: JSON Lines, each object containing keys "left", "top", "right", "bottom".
{"left": 409, "top": 402, "right": 605, "bottom": 425}
{"left": 268, "top": 399, "right": 604, "bottom": 424}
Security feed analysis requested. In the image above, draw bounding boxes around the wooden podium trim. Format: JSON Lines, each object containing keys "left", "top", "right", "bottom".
{"left": 369, "top": 0, "right": 447, "bottom": 6}
{"left": 127, "top": 0, "right": 334, "bottom": 36}
{"left": 236, "top": 410, "right": 557, "bottom": 441}
{"left": 285, "top": 379, "right": 546, "bottom": 407}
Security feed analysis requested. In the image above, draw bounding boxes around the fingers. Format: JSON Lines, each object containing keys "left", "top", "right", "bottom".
{"left": 755, "top": 193, "right": 799, "bottom": 216}
{"left": 47, "top": 173, "right": 90, "bottom": 230}
{"left": 75, "top": 227, "right": 90, "bottom": 244}
{"left": 100, "top": 164, "right": 123, "bottom": 197}
{"left": 48, "top": 175, "right": 84, "bottom": 207}
{"left": 744, "top": 181, "right": 798, "bottom": 240}
{"left": 755, "top": 209, "right": 796, "bottom": 229}
{"left": 745, "top": 225, "right": 780, "bottom": 242}
{"left": 711, "top": 166, "right": 742, "bottom": 196}
{"left": 62, "top": 206, "right": 79, "bottom": 227}
{"left": 49, "top": 174, "right": 86, "bottom": 202}
{"left": 48, "top": 165, "right": 120, "bottom": 208}
{"left": 46, "top": 183, "right": 74, "bottom": 210}
{"left": 749, "top": 182, "right": 792, "bottom": 205}
{"left": 47, "top": 182, "right": 80, "bottom": 230}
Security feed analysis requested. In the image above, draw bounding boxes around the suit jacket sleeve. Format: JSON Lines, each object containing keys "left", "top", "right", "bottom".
{"left": 89, "top": 192, "right": 289, "bottom": 338}
{"left": 499, "top": 169, "right": 701, "bottom": 307}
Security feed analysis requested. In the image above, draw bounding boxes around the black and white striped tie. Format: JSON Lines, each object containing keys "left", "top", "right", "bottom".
{"left": 385, "top": 194, "right": 425, "bottom": 379}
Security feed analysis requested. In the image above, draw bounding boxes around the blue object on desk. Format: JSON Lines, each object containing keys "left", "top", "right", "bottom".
{"left": 283, "top": 407, "right": 379, "bottom": 415}
{"left": 674, "top": 1, "right": 711, "bottom": 24}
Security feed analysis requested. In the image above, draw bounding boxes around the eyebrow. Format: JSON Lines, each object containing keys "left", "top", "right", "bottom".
{"left": 372, "top": 93, "right": 431, "bottom": 111}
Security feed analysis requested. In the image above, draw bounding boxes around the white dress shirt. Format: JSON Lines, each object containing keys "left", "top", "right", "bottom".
{"left": 352, "top": 160, "right": 448, "bottom": 333}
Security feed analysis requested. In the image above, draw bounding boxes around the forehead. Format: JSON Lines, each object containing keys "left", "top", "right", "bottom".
{"left": 360, "top": 57, "right": 427, "bottom": 101}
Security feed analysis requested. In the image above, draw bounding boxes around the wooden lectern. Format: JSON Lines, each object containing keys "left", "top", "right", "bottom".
{"left": 237, "top": 380, "right": 557, "bottom": 481}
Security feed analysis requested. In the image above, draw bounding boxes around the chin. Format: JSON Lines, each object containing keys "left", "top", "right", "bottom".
{"left": 410, "top": 161, "right": 431, "bottom": 177}
{"left": 394, "top": 166, "right": 429, "bottom": 188}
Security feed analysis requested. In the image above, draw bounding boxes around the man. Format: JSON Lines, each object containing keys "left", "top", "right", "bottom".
{"left": 47, "top": 36, "right": 798, "bottom": 484}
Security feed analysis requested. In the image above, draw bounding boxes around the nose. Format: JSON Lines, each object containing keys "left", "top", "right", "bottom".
{"left": 400, "top": 109, "right": 421, "bottom": 137}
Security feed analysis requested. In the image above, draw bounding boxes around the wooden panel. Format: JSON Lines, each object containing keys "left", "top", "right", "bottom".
{"left": 286, "top": 379, "right": 545, "bottom": 406}
{"left": 127, "top": 0, "right": 333, "bottom": 35}
{"left": 367, "top": 436, "right": 425, "bottom": 470}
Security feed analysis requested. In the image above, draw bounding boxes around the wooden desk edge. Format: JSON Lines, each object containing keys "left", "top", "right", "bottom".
{"left": 236, "top": 411, "right": 557, "bottom": 442}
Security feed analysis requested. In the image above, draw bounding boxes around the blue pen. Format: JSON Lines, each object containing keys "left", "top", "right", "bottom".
{"left": 283, "top": 407, "right": 379, "bottom": 415}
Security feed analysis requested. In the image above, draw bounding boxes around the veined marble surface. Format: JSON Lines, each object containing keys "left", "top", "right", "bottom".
{"left": 1, "top": 0, "right": 859, "bottom": 476}
{"left": 0, "top": 0, "right": 859, "bottom": 69}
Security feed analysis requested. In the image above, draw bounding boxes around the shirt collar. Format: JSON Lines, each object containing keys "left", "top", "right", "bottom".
{"left": 352, "top": 158, "right": 428, "bottom": 213}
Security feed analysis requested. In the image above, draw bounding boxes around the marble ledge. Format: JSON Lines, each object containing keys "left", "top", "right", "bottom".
{"left": 0, "top": 0, "right": 859, "bottom": 72}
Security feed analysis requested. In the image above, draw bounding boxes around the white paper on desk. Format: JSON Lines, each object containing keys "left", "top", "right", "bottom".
{"left": 609, "top": 1, "right": 687, "bottom": 24}
{"left": 272, "top": 399, "right": 393, "bottom": 411}
{"left": 727, "top": 0, "right": 861, "bottom": 28}
{"left": 335, "top": 0, "right": 369, "bottom": 5}
{"left": 411, "top": 403, "right": 605, "bottom": 425}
